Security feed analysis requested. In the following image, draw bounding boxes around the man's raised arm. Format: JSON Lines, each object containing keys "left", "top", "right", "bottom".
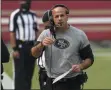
{"left": 31, "top": 42, "right": 44, "bottom": 58}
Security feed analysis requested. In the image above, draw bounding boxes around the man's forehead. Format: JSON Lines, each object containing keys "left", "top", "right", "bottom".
{"left": 52, "top": 7, "right": 66, "bottom": 14}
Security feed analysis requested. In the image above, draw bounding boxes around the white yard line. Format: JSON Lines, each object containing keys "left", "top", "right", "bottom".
{"left": 2, "top": 72, "right": 14, "bottom": 89}
{"left": 1, "top": 17, "right": 111, "bottom": 24}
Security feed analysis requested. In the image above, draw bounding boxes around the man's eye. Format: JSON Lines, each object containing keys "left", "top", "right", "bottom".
{"left": 55, "top": 16, "right": 59, "bottom": 18}
{"left": 61, "top": 15, "right": 64, "bottom": 17}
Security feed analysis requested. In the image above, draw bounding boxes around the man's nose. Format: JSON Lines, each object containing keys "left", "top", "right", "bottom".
{"left": 58, "top": 16, "right": 62, "bottom": 21}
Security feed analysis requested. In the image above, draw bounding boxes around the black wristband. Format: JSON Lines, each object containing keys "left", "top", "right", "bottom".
{"left": 13, "top": 47, "right": 19, "bottom": 51}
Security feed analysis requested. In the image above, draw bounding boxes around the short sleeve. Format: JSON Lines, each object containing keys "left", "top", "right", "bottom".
{"left": 80, "top": 31, "right": 89, "bottom": 49}
{"left": 37, "top": 29, "right": 50, "bottom": 42}
{"left": 9, "top": 9, "right": 19, "bottom": 32}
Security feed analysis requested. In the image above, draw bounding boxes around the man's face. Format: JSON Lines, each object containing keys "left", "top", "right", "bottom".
{"left": 52, "top": 7, "right": 68, "bottom": 28}
{"left": 20, "top": 2, "right": 30, "bottom": 13}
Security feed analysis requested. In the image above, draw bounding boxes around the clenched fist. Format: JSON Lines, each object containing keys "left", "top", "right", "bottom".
{"left": 13, "top": 51, "right": 20, "bottom": 59}
{"left": 42, "top": 37, "right": 55, "bottom": 46}
{"left": 72, "top": 64, "right": 82, "bottom": 73}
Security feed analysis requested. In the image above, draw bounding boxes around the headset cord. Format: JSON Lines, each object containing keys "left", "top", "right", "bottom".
{"left": 50, "top": 44, "right": 53, "bottom": 90}
{"left": 50, "top": 33, "right": 56, "bottom": 90}
{"left": 49, "top": 25, "right": 56, "bottom": 90}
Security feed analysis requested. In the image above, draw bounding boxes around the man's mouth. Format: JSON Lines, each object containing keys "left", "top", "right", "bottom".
{"left": 57, "top": 22, "right": 63, "bottom": 27}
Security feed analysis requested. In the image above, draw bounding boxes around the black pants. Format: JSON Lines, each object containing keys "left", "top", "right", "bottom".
{"left": 39, "top": 68, "right": 47, "bottom": 90}
{"left": 1, "top": 83, "right": 3, "bottom": 90}
{"left": 1, "top": 75, "right": 3, "bottom": 90}
{"left": 45, "top": 75, "right": 84, "bottom": 90}
{"left": 14, "top": 41, "right": 36, "bottom": 90}
{"left": 1, "top": 72, "right": 3, "bottom": 90}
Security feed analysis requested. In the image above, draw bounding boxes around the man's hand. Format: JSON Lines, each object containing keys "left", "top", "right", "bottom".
{"left": 31, "top": 37, "right": 55, "bottom": 58}
{"left": 13, "top": 51, "right": 20, "bottom": 59}
{"left": 42, "top": 37, "right": 55, "bottom": 46}
{"left": 72, "top": 64, "right": 82, "bottom": 73}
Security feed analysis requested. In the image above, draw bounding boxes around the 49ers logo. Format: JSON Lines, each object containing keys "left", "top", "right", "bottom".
{"left": 54, "top": 38, "right": 70, "bottom": 49}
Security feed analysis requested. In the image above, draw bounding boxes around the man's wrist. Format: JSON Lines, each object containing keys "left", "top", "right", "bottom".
{"left": 40, "top": 41, "right": 44, "bottom": 47}
{"left": 79, "top": 64, "right": 84, "bottom": 70}
{"left": 35, "top": 42, "right": 44, "bottom": 50}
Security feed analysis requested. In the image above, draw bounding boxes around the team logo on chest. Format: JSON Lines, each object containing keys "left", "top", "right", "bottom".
{"left": 54, "top": 38, "right": 70, "bottom": 49}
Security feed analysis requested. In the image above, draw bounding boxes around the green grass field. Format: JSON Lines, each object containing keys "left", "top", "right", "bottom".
{"left": 3, "top": 47, "right": 111, "bottom": 89}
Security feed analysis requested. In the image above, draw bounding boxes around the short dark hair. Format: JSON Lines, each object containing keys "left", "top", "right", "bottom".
{"left": 42, "top": 10, "right": 50, "bottom": 23}
{"left": 51, "top": 4, "right": 69, "bottom": 14}
{"left": 20, "top": 1, "right": 30, "bottom": 11}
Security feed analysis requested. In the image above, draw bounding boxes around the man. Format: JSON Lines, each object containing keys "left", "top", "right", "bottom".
{"left": 1, "top": 38, "right": 10, "bottom": 90}
{"left": 38, "top": 10, "right": 50, "bottom": 90}
{"left": 42, "top": 10, "right": 51, "bottom": 29}
{"left": 9, "top": 1, "right": 39, "bottom": 90}
{"left": 31, "top": 4, "right": 94, "bottom": 90}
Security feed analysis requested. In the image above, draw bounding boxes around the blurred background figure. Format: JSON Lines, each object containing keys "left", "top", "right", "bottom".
{"left": 1, "top": 38, "right": 10, "bottom": 90}
{"left": 37, "top": 10, "right": 51, "bottom": 90}
{"left": 9, "top": 1, "right": 39, "bottom": 90}
{"left": 42, "top": 10, "right": 51, "bottom": 29}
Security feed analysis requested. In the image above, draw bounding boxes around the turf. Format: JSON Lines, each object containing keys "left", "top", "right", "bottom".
{"left": 3, "top": 47, "right": 111, "bottom": 89}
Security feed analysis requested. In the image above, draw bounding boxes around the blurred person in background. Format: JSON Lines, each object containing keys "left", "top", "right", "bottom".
{"left": 31, "top": 4, "right": 94, "bottom": 90}
{"left": 37, "top": 10, "right": 51, "bottom": 90}
{"left": 1, "top": 38, "right": 10, "bottom": 90}
{"left": 9, "top": 1, "right": 39, "bottom": 90}
{"left": 42, "top": 10, "right": 51, "bottom": 30}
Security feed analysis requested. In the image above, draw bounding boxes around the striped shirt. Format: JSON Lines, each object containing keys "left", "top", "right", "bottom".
{"left": 37, "top": 52, "right": 46, "bottom": 68}
{"left": 9, "top": 9, "right": 39, "bottom": 41}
